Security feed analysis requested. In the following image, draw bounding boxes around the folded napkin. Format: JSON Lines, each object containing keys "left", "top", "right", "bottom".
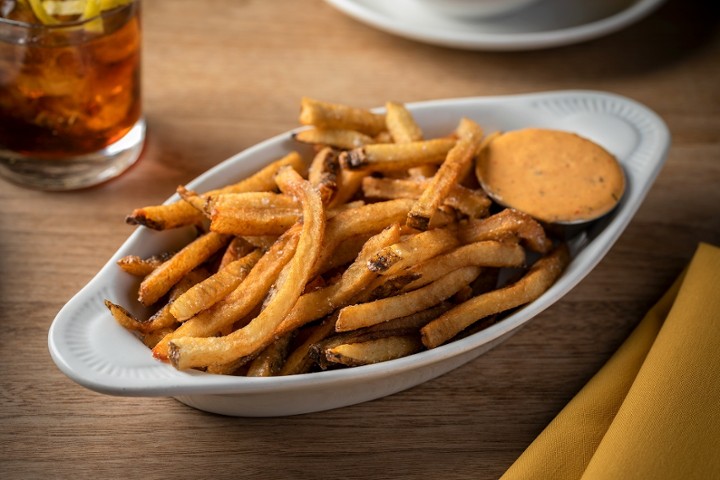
{"left": 501, "top": 242, "right": 720, "bottom": 480}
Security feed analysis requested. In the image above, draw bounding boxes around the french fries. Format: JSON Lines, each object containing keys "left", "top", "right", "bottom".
{"left": 167, "top": 167, "right": 326, "bottom": 369}
{"left": 137, "top": 232, "right": 230, "bottom": 306}
{"left": 126, "top": 152, "right": 306, "bottom": 230}
{"left": 107, "top": 98, "right": 571, "bottom": 376}
{"left": 407, "top": 118, "right": 483, "bottom": 231}
{"left": 421, "top": 245, "right": 570, "bottom": 348}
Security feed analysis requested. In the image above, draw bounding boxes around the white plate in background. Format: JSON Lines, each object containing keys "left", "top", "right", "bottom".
{"left": 324, "top": 0, "right": 667, "bottom": 50}
{"left": 48, "top": 91, "right": 670, "bottom": 417}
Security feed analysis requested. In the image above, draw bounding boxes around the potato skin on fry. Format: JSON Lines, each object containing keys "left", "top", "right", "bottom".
{"left": 324, "top": 335, "right": 423, "bottom": 367}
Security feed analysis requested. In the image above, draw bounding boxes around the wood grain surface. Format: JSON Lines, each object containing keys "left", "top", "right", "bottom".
{"left": 1, "top": 1, "right": 719, "bottom": 478}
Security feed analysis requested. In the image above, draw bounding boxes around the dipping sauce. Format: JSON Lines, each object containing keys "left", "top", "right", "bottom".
{"left": 475, "top": 128, "right": 625, "bottom": 224}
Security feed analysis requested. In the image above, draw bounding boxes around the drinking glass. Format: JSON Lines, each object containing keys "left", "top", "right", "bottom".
{"left": 0, "top": 0, "right": 144, "bottom": 190}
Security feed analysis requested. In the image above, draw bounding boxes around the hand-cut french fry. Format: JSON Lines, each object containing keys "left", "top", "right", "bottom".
{"left": 335, "top": 265, "right": 481, "bottom": 332}
{"left": 299, "top": 97, "right": 386, "bottom": 136}
{"left": 407, "top": 118, "right": 484, "bottom": 231}
{"left": 151, "top": 226, "right": 301, "bottom": 360}
{"left": 385, "top": 101, "right": 423, "bottom": 144}
{"left": 202, "top": 192, "right": 302, "bottom": 235}
{"left": 421, "top": 245, "right": 569, "bottom": 348}
{"left": 362, "top": 177, "right": 491, "bottom": 218}
{"left": 245, "top": 333, "right": 293, "bottom": 377}
{"left": 167, "top": 167, "right": 325, "bottom": 369}
{"left": 308, "top": 147, "right": 340, "bottom": 204}
{"left": 169, "top": 249, "right": 263, "bottom": 321}
{"left": 209, "top": 191, "right": 299, "bottom": 211}
{"left": 209, "top": 207, "right": 300, "bottom": 236}
{"left": 400, "top": 240, "right": 525, "bottom": 292}
{"left": 116, "top": 253, "right": 171, "bottom": 277}
{"left": 458, "top": 208, "right": 552, "bottom": 253}
{"left": 125, "top": 152, "right": 306, "bottom": 230}
{"left": 138, "top": 232, "right": 231, "bottom": 306}
{"left": 324, "top": 335, "right": 423, "bottom": 367}
{"left": 339, "top": 139, "right": 456, "bottom": 172}
{"left": 367, "top": 227, "right": 459, "bottom": 276}
{"left": 293, "top": 128, "right": 376, "bottom": 150}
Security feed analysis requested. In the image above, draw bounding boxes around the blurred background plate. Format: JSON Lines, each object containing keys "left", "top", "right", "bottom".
{"left": 324, "top": 0, "right": 667, "bottom": 50}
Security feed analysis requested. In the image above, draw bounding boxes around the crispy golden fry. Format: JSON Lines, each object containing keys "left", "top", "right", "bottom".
{"left": 167, "top": 167, "right": 326, "bottom": 369}
{"left": 421, "top": 245, "right": 569, "bottom": 348}
{"left": 339, "top": 138, "right": 456, "bottom": 172}
{"left": 401, "top": 240, "right": 525, "bottom": 292}
{"left": 367, "top": 227, "right": 459, "bottom": 276}
{"left": 138, "top": 232, "right": 231, "bottom": 306}
{"left": 324, "top": 335, "right": 423, "bottom": 367}
{"left": 125, "top": 152, "right": 305, "bottom": 230}
{"left": 116, "top": 253, "right": 171, "bottom": 277}
{"left": 335, "top": 265, "right": 481, "bottom": 332}
{"left": 308, "top": 147, "right": 340, "bottom": 204}
{"left": 407, "top": 118, "right": 483, "bottom": 230}
{"left": 362, "top": 177, "right": 491, "bottom": 218}
{"left": 458, "top": 208, "right": 552, "bottom": 253}
{"left": 151, "top": 226, "right": 301, "bottom": 360}
{"left": 293, "top": 128, "right": 376, "bottom": 150}
{"left": 246, "top": 333, "right": 293, "bottom": 377}
{"left": 299, "top": 97, "right": 386, "bottom": 136}
{"left": 209, "top": 191, "right": 299, "bottom": 211}
{"left": 202, "top": 191, "right": 301, "bottom": 236}
{"left": 385, "top": 101, "right": 423, "bottom": 144}
{"left": 209, "top": 207, "right": 300, "bottom": 236}
{"left": 169, "top": 249, "right": 263, "bottom": 321}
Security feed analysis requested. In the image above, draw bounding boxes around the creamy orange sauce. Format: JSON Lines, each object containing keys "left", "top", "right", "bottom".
{"left": 476, "top": 128, "right": 625, "bottom": 224}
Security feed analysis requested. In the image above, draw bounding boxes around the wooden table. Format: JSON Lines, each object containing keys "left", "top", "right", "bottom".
{"left": 2, "top": 1, "right": 718, "bottom": 478}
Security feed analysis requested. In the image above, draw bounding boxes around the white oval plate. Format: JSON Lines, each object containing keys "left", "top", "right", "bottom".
{"left": 324, "top": 0, "right": 667, "bottom": 51}
{"left": 48, "top": 91, "right": 670, "bottom": 417}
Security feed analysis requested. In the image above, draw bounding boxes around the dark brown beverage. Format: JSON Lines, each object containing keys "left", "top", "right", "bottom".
{"left": 0, "top": 2, "right": 141, "bottom": 159}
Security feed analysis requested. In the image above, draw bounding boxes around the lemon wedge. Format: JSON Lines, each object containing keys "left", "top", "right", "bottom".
{"left": 21, "top": 0, "right": 132, "bottom": 26}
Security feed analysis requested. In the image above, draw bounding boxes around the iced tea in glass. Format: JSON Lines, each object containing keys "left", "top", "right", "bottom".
{"left": 0, "top": 0, "right": 144, "bottom": 190}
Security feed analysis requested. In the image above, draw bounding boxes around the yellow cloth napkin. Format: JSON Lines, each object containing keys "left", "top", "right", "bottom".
{"left": 501, "top": 242, "right": 720, "bottom": 480}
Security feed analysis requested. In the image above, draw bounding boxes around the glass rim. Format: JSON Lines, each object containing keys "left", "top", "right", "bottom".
{"left": 0, "top": 1, "right": 137, "bottom": 29}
